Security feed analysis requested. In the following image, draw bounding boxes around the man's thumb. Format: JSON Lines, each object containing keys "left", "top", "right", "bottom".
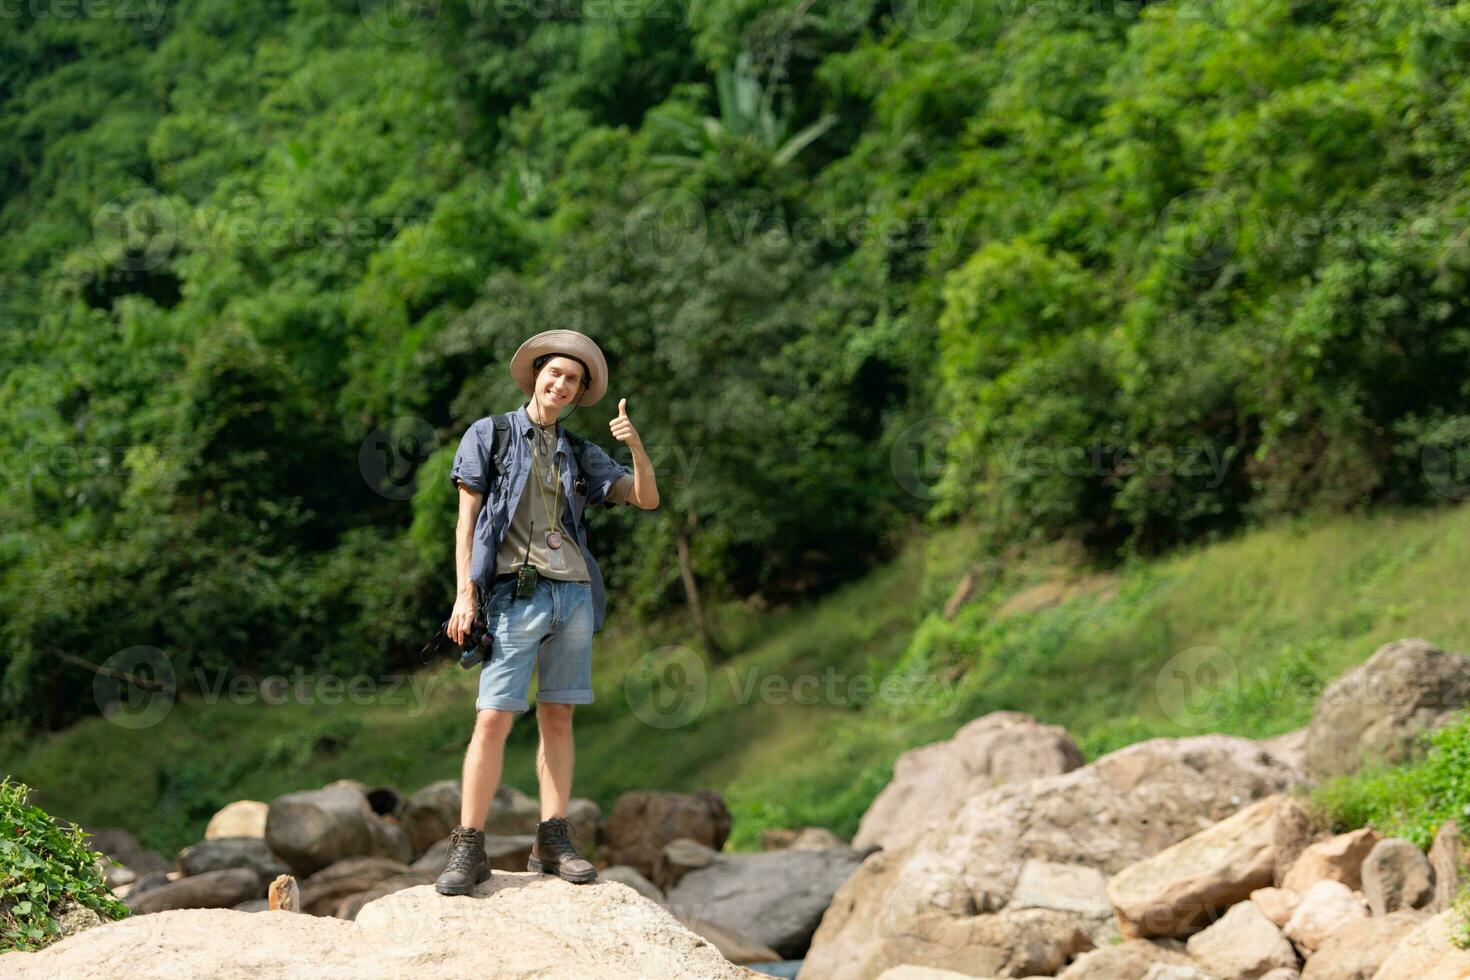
{"left": 618, "top": 397, "right": 628, "bottom": 418}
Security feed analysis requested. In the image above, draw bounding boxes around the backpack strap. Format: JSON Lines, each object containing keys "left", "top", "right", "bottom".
{"left": 489, "top": 413, "right": 513, "bottom": 482}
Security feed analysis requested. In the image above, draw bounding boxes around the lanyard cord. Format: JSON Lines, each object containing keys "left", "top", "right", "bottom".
{"left": 530, "top": 424, "right": 562, "bottom": 536}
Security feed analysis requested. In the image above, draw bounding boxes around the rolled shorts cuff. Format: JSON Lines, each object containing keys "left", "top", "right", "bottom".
{"left": 535, "top": 688, "right": 595, "bottom": 705}
{"left": 476, "top": 694, "right": 531, "bottom": 714}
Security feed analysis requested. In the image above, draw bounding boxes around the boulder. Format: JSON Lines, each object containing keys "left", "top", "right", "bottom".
{"left": 70, "top": 824, "right": 171, "bottom": 877}
{"left": 125, "top": 867, "right": 261, "bottom": 914}
{"left": 762, "top": 826, "right": 846, "bottom": 850}
{"left": 1281, "top": 880, "right": 1368, "bottom": 954}
{"left": 1007, "top": 860, "right": 1112, "bottom": 919}
{"left": 672, "top": 912, "right": 781, "bottom": 965}
{"left": 176, "top": 836, "right": 288, "bottom": 885}
{"left": 333, "top": 871, "right": 433, "bottom": 920}
{"left": 1304, "top": 638, "right": 1470, "bottom": 779}
{"left": 1360, "top": 837, "right": 1433, "bottom": 915}
{"left": 264, "top": 784, "right": 409, "bottom": 876}
{"left": 599, "top": 865, "right": 664, "bottom": 904}
{"left": 1298, "top": 908, "right": 1425, "bottom": 980}
{"left": 1249, "top": 886, "right": 1302, "bottom": 928}
{"left": 653, "top": 837, "right": 720, "bottom": 891}
{"left": 1183, "top": 900, "right": 1298, "bottom": 978}
{"left": 1280, "top": 827, "right": 1381, "bottom": 893}
{"left": 598, "top": 790, "right": 731, "bottom": 880}
{"left": 1426, "top": 818, "right": 1465, "bottom": 913}
{"left": 1369, "top": 907, "right": 1470, "bottom": 979}
{"left": 401, "top": 779, "right": 463, "bottom": 857}
{"left": 665, "top": 846, "right": 863, "bottom": 959}
{"left": 1257, "top": 726, "right": 1309, "bottom": 773}
{"left": 1055, "top": 939, "right": 1198, "bottom": 979}
{"left": 853, "top": 711, "right": 1084, "bottom": 853}
{"left": 802, "top": 733, "right": 1303, "bottom": 979}
{"left": 1107, "top": 794, "right": 1284, "bottom": 938}
{"left": 9, "top": 876, "right": 752, "bottom": 979}
{"left": 1273, "top": 796, "right": 1329, "bottom": 887}
{"left": 298, "top": 856, "right": 415, "bottom": 917}
{"left": 204, "top": 800, "right": 268, "bottom": 839}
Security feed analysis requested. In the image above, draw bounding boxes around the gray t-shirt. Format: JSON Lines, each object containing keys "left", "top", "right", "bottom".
{"left": 494, "top": 421, "right": 633, "bottom": 580}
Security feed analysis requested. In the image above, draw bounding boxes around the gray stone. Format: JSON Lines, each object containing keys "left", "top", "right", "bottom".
{"left": 1184, "top": 900, "right": 1298, "bottom": 978}
{"left": 665, "top": 846, "right": 864, "bottom": 959}
{"left": 1304, "top": 638, "right": 1470, "bottom": 779}
{"left": 1361, "top": 837, "right": 1434, "bottom": 915}
{"left": 176, "top": 835, "right": 289, "bottom": 885}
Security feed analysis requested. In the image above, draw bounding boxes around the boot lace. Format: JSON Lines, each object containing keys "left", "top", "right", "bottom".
{"left": 445, "top": 827, "right": 481, "bottom": 875}
{"left": 541, "top": 817, "right": 581, "bottom": 859}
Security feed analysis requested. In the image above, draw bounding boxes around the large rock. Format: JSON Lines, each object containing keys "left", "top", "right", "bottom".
{"left": 1370, "top": 908, "right": 1470, "bottom": 980}
{"left": 598, "top": 790, "right": 731, "bottom": 880}
{"left": 1281, "top": 879, "right": 1368, "bottom": 954}
{"left": 8, "top": 875, "right": 752, "bottom": 979}
{"left": 1055, "top": 938, "right": 1198, "bottom": 979}
{"left": 599, "top": 865, "right": 664, "bottom": 903}
{"left": 802, "top": 733, "right": 1303, "bottom": 979}
{"left": 299, "top": 856, "right": 415, "bottom": 917}
{"left": 1360, "top": 837, "right": 1433, "bottom": 915}
{"left": 853, "top": 711, "right": 1084, "bottom": 853}
{"left": 1304, "top": 638, "right": 1470, "bottom": 779}
{"left": 204, "top": 801, "right": 268, "bottom": 840}
{"left": 176, "top": 836, "right": 288, "bottom": 886}
{"left": 1184, "top": 900, "right": 1298, "bottom": 978}
{"left": 1298, "top": 909, "right": 1425, "bottom": 980}
{"left": 652, "top": 837, "right": 720, "bottom": 891}
{"left": 1280, "top": 828, "right": 1381, "bottom": 893}
{"left": 1107, "top": 794, "right": 1284, "bottom": 938}
{"left": 1426, "top": 818, "right": 1466, "bottom": 913}
{"left": 333, "top": 872, "right": 433, "bottom": 920}
{"left": 265, "top": 784, "right": 409, "bottom": 876}
{"left": 69, "top": 825, "right": 171, "bottom": 877}
{"left": 125, "top": 868, "right": 262, "bottom": 914}
{"left": 665, "top": 846, "right": 863, "bottom": 958}
{"left": 1250, "top": 887, "right": 1302, "bottom": 928}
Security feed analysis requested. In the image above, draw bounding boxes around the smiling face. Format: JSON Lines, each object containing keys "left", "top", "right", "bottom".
{"left": 532, "top": 355, "right": 587, "bottom": 416}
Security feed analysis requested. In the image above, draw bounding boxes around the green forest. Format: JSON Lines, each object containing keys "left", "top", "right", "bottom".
{"left": 4, "top": 0, "right": 1470, "bottom": 735}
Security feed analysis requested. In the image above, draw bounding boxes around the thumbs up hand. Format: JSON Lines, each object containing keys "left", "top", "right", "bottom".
{"left": 609, "top": 397, "right": 642, "bottom": 448}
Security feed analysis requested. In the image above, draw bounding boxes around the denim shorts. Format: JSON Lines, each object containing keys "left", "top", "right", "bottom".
{"left": 476, "top": 575, "right": 595, "bottom": 714}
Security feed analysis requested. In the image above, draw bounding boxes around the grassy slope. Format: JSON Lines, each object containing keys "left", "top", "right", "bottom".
{"left": 4, "top": 502, "right": 1469, "bottom": 858}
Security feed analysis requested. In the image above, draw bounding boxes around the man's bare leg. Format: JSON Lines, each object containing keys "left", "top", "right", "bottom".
{"left": 535, "top": 702, "right": 575, "bottom": 819}
{"left": 459, "top": 709, "right": 515, "bottom": 829}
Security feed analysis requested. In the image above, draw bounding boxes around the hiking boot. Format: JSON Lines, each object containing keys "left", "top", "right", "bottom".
{"left": 435, "top": 825, "right": 490, "bottom": 895}
{"left": 528, "top": 816, "right": 597, "bottom": 883}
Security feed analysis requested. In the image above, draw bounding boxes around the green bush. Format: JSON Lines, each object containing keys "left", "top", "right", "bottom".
{"left": 1311, "top": 710, "right": 1470, "bottom": 849}
{"left": 0, "top": 777, "right": 128, "bottom": 953}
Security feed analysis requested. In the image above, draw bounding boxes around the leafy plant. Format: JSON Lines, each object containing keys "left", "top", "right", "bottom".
{"left": 0, "top": 777, "right": 128, "bottom": 952}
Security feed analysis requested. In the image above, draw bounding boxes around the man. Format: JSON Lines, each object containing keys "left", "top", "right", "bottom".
{"left": 435, "top": 329, "right": 659, "bottom": 895}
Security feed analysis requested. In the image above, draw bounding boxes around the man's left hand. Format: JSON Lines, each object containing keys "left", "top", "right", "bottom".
{"left": 609, "top": 397, "right": 642, "bottom": 449}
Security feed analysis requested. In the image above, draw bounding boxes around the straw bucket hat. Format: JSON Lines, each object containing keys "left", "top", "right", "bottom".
{"left": 509, "top": 329, "right": 610, "bottom": 407}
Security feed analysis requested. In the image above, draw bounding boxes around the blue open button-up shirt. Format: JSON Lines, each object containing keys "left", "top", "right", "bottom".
{"left": 450, "top": 403, "right": 633, "bottom": 632}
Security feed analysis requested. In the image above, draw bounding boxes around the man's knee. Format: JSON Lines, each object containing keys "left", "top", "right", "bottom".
{"left": 535, "top": 701, "right": 574, "bottom": 737}
{"left": 474, "top": 708, "right": 516, "bottom": 741}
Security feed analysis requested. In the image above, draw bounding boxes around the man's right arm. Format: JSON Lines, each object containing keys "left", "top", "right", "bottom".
{"left": 455, "top": 484, "right": 484, "bottom": 601}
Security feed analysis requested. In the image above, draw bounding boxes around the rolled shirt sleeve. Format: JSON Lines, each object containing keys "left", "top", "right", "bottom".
{"left": 450, "top": 419, "right": 491, "bottom": 493}
{"left": 580, "top": 439, "right": 635, "bottom": 508}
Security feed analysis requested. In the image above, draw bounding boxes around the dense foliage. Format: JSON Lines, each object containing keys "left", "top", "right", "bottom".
{"left": 4, "top": 0, "right": 1469, "bottom": 730}
{"left": 0, "top": 777, "right": 129, "bottom": 952}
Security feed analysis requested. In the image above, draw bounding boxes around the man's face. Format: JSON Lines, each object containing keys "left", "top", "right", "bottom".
{"left": 535, "top": 356, "right": 585, "bottom": 410}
